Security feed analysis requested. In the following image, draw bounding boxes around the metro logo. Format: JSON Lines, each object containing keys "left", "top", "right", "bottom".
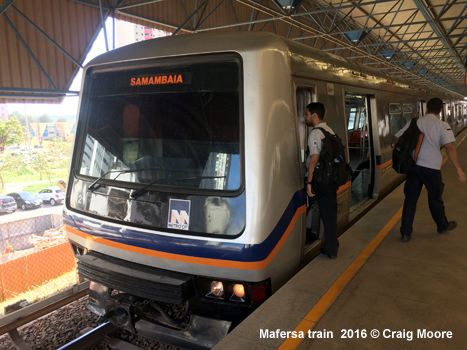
{"left": 167, "top": 199, "right": 191, "bottom": 230}
{"left": 170, "top": 210, "right": 189, "bottom": 226}
{"left": 130, "top": 74, "right": 183, "bottom": 86}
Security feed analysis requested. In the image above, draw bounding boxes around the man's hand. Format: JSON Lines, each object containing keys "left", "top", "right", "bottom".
{"left": 306, "top": 184, "right": 315, "bottom": 197}
{"left": 457, "top": 169, "right": 466, "bottom": 183}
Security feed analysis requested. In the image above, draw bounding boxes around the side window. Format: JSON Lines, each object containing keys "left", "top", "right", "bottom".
{"left": 402, "top": 104, "right": 413, "bottom": 125}
{"left": 417, "top": 100, "right": 426, "bottom": 118}
{"left": 389, "top": 103, "right": 402, "bottom": 136}
{"left": 296, "top": 88, "right": 314, "bottom": 163}
{"left": 446, "top": 105, "right": 452, "bottom": 123}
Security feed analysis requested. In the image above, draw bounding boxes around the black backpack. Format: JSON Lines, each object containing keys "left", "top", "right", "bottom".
{"left": 392, "top": 118, "right": 424, "bottom": 174}
{"left": 313, "top": 127, "right": 352, "bottom": 188}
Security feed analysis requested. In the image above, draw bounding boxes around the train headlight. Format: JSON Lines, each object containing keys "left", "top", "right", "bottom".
{"left": 229, "top": 283, "right": 245, "bottom": 302}
{"left": 233, "top": 284, "right": 245, "bottom": 298}
{"left": 210, "top": 281, "right": 224, "bottom": 297}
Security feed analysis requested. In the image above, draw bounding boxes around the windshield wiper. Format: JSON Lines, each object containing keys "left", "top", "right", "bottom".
{"left": 88, "top": 167, "right": 161, "bottom": 192}
{"left": 130, "top": 175, "right": 227, "bottom": 199}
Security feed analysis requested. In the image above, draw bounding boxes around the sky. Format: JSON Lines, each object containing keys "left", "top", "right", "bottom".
{"left": 7, "top": 19, "right": 115, "bottom": 118}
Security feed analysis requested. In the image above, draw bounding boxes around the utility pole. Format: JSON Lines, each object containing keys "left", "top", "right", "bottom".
{"left": 24, "top": 104, "right": 31, "bottom": 150}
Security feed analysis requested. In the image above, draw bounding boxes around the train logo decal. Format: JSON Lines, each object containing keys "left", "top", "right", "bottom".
{"left": 168, "top": 199, "right": 191, "bottom": 230}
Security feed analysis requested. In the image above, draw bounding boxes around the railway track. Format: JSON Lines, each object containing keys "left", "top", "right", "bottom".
{"left": 0, "top": 282, "right": 180, "bottom": 350}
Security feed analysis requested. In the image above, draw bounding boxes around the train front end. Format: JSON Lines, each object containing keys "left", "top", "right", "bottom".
{"left": 64, "top": 34, "right": 303, "bottom": 348}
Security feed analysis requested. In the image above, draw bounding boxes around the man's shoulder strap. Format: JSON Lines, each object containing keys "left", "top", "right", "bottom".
{"left": 312, "top": 126, "right": 330, "bottom": 137}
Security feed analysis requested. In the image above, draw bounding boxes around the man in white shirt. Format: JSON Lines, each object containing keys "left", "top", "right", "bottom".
{"left": 305, "top": 102, "right": 339, "bottom": 258}
{"left": 395, "top": 97, "right": 466, "bottom": 242}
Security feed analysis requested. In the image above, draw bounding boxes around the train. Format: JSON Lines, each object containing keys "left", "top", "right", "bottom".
{"left": 63, "top": 32, "right": 466, "bottom": 348}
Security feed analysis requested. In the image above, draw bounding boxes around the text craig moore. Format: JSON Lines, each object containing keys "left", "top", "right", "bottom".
{"left": 259, "top": 329, "right": 453, "bottom": 341}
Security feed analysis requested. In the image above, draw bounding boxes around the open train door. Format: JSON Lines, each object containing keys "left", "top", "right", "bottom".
{"left": 345, "top": 93, "right": 375, "bottom": 210}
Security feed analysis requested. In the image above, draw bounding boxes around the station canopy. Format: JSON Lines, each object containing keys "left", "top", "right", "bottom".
{"left": 1, "top": 0, "right": 467, "bottom": 103}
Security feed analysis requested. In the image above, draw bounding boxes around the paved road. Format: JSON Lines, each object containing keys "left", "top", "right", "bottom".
{"left": 0, "top": 179, "right": 66, "bottom": 223}
{"left": 0, "top": 202, "right": 63, "bottom": 223}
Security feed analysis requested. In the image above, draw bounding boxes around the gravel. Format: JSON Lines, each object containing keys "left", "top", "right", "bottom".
{"left": 0, "top": 296, "right": 182, "bottom": 350}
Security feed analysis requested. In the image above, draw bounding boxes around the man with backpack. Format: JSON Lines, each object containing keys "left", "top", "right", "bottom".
{"left": 304, "top": 102, "right": 340, "bottom": 259}
{"left": 395, "top": 97, "right": 466, "bottom": 242}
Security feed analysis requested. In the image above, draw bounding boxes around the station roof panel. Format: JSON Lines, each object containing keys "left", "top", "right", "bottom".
{"left": 1, "top": 0, "right": 466, "bottom": 103}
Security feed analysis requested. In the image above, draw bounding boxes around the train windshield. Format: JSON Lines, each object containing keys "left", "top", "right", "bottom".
{"left": 77, "top": 55, "right": 242, "bottom": 192}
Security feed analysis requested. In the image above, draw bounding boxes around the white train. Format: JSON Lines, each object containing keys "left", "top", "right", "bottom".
{"left": 64, "top": 32, "right": 466, "bottom": 348}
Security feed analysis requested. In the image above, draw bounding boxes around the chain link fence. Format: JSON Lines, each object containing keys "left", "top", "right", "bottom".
{"left": 0, "top": 214, "right": 77, "bottom": 316}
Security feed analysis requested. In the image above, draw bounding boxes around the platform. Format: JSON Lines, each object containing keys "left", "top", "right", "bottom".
{"left": 214, "top": 129, "right": 467, "bottom": 350}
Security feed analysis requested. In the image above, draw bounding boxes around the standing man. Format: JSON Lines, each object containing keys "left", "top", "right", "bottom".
{"left": 396, "top": 97, "right": 466, "bottom": 242}
{"left": 304, "top": 102, "right": 339, "bottom": 259}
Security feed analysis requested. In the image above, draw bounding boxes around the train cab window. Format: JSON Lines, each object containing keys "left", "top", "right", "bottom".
{"left": 76, "top": 55, "right": 242, "bottom": 193}
{"left": 389, "top": 103, "right": 402, "bottom": 136}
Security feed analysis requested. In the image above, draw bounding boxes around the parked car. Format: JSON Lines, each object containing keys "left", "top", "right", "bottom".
{"left": 35, "top": 186, "right": 64, "bottom": 206}
{"left": 0, "top": 196, "right": 17, "bottom": 214}
{"left": 7, "top": 191, "right": 43, "bottom": 210}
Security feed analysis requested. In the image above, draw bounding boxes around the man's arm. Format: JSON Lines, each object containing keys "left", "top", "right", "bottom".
{"left": 306, "top": 154, "right": 320, "bottom": 197}
{"left": 443, "top": 142, "right": 466, "bottom": 183}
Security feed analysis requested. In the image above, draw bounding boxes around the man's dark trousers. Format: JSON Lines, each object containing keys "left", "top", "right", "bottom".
{"left": 400, "top": 164, "right": 449, "bottom": 236}
{"left": 312, "top": 182, "right": 339, "bottom": 255}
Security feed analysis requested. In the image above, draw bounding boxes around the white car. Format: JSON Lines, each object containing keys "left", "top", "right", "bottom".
{"left": 35, "top": 186, "right": 65, "bottom": 206}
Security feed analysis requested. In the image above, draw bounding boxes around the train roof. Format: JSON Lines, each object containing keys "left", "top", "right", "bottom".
{"left": 86, "top": 32, "right": 463, "bottom": 101}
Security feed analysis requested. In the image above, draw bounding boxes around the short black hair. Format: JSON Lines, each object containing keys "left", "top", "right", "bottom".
{"left": 306, "top": 102, "right": 326, "bottom": 120}
{"left": 426, "top": 98, "right": 443, "bottom": 115}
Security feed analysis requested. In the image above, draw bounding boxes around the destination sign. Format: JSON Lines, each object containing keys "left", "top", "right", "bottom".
{"left": 129, "top": 74, "right": 183, "bottom": 86}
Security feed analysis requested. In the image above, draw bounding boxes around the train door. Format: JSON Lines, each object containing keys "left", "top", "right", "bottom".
{"left": 345, "top": 93, "right": 375, "bottom": 209}
{"left": 296, "top": 88, "right": 322, "bottom": 260}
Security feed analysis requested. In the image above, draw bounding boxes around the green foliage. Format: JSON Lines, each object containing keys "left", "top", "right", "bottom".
{"left": 0, "top": 153, "right": 33, "bottom": 188}
{"left": 0, "top": 139, "right": 71, "bottom": 188}
{"left": 0, "top": 119, "right": 24, "bottom": 152}
{"left": 30, "top": 140, "right": 71, "bottom": 183}
{"left": 38, "top": 114, "right": 53, "bottom": 123}
{"left": 23, "top": 183, "right": 50, "bottom": 193}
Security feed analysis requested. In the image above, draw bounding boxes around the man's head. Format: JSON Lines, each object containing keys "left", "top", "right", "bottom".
{"left": 426, "top": 98, "right": 443, "bottom": 116}
{"left": 304, "top": 102, "right": 325, "bottom": 127}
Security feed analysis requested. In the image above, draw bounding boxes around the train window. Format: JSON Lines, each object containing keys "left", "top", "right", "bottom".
{"left": 446, "top": 105, "right": 452, "bottom": 122}
{"left": 403, "top": 104, "right": 413, "bottom": 124}
{"left": 389, "top": 103, "right": 402, "bottom": 136}
{"left": 296, "top": 89, "right": 313, "bottom": 163}
{"left": 76, "top": 54, "right": 242, "bottom": 192}
{"left": 417, "top": 100, "right": 426, "bottom": 118}
{"left": 347, "top": 109, "right": 357, "bottom": 130}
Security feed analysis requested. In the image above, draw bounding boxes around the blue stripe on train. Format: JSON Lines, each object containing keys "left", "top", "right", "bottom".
{"left": 65, "top": 189, "right": 307, "bottom": 263}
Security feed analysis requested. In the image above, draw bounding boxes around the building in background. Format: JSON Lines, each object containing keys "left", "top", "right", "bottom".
{"left": 29, "top": 123, "right": 75, "bottom": 141}
{"left": 116, "top": 20, "right": 169, "bottom": 48}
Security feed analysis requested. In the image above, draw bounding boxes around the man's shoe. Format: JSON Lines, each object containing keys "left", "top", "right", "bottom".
{"left": 438, "top": 221, "right": 457, "bottom": 234}
{"left": 401, "top": 235, "right": 411, "bottom": 242}
{"left": 320, "top": 248, "right": 337, "bottom": 259}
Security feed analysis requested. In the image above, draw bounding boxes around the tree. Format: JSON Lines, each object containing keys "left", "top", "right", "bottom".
{"left": 38, "top": 115, "right": 53, "bottom": 123}
{"left": 56, "top": 117, "right": 68, "bottom": 122}
{"left": 0, "top": 154, "right": 33, "bottom": 188}
{"left": 0, "top": 119, "right": 24, "bottom": 152}
{"left": 30, "top": 140, "right": 72, "bottom": 182}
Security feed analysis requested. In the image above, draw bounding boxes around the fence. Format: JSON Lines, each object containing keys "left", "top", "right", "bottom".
{"left": 0, "top": 214, "right": 77, "bottom": 313}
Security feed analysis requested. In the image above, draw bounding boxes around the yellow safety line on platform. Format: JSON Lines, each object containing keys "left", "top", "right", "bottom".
{"left": 277, "top": 207, "right": 403, "bottom": 350}
{"left": 278, "top": 132, "right": 467, "bottom": 350}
